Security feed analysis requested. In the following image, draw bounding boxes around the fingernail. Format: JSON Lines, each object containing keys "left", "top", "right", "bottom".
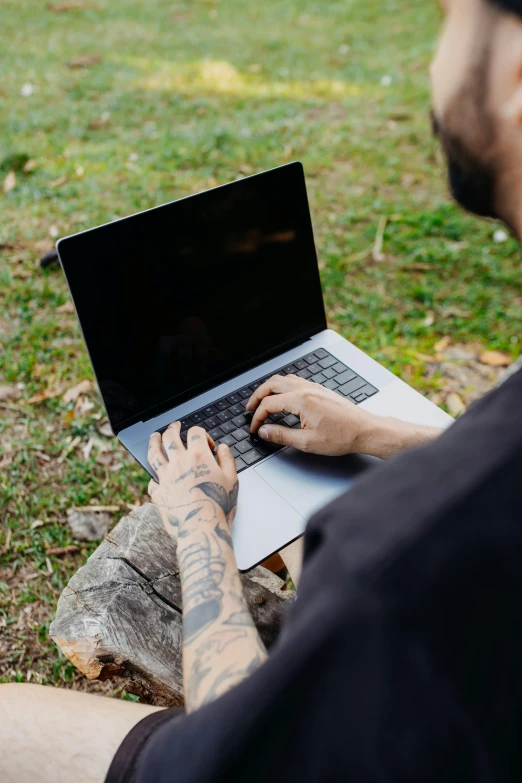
{"left": 259, "top": 426, "right": 269, "bottom": 439}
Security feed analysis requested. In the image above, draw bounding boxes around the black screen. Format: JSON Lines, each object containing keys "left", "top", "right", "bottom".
{"left": 58, "top": 163, "right": 326, "bottom": 432}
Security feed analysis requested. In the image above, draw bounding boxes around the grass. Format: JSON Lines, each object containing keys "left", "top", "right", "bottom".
{"left": 0, "top": 0, "right": 520, "bottom": 692}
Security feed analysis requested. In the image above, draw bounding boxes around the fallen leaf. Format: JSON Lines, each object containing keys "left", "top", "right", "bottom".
{"left": 49, "top": 175, "right": 67, "bottom": 188}
{"left": 30, "top": 520, "right": 45, "bottom": 530}
{"left": 62, "top": 379, "right": 92, "bottom": 403}
{"left": 48, "top": 0, "right": 98, "bottom": 10}
{"left": 26, "top": 388, "right": 62, "bottom": 404}
{"left": 96, "top": 452, "right": 114, "bottom": 466}
{"left": 0, "top": 385, "right": 21, "bottom": 401}
{"left": 3, "top": 170, "right": 16, "bottom": 194}
{"left": 446, "top": 392, "right": 466, "bottom": 416}
{"left": 479, "top": 350, "right": 512, "bottom": 367}
{"left": 67, "top": 54, "right": 102, "bottom": 68}
{"left": 12, "top": 266, "right": 31, "bottom": 279}
{"left": 434, "top": 335, "right": 451, "bottom": 353}
{"left": 45, "top": 557, "right": 54, "bottom": 575}
{"left": 423, "top": 311, "right": 435, "bottom": 327}
{"left": 88, "top": 112, "right": 110, "bottom": 130}
{"left": 98, "top": 421, "right": 113, "bottom": 438}
{"left": 23, "top": 159, "right": 38, "bottom": 173}
{"left": 55, "top": 301, "right": 74, "bottom": 313}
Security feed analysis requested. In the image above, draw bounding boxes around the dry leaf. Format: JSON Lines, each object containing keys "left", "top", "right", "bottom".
{"left": 48, "top": 1, "right": 98, "bottom": 10}
{"left": 67, "top": 54, "right": 102, "bottom": 68}
{"left": 96, "top": 452, "right": 114, "bottom": 466}
{"left": 55, "top": 301, "right": 74, "bottom": 313}
{"left": 12, "top": 266, "right": 31, "bottom": 279}
{"left": 23, "top": 159, "right": 38, "bottom": 173}
{"left": 62, "top": 379, "right": 92, "bottom": 403}
{"left": 0, "top": 385, "right": 21, "bottom": 401}
{"left": 98, "top": 421, "right": 113, "bottom": 438}
{"left": 3, "top": 170, "right": 16, "bottom": 194}
{"left": 446, "top": 392, "right": 466, "bottom": 416}
{"left": 49, "top": 175, "right": 67, "bottom": 188}
{"left": 30, "top": 520, "right": 45, "bottom": 530}
{"left": 423, "top": 311, "right": 435, "bottom": 327}
{"left": 434, "top": 335, "right": 451, "bottom": 353}
{"left": 478, "top": 350, "right": 512, "bottom": 367}
{"left": 88, "top": 111, "right": 110, "bottom": 130}
{"left": 26, "top": 388, "right": 62, "bottom": 404}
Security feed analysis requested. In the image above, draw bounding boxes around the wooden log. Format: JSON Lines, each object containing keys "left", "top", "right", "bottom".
{"left": 50, "top": 503, "right": 293, "bottom": 706}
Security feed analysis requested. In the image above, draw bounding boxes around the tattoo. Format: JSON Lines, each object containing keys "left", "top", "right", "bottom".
{"left": 214, "top": 522, "right": 233, "bottom": 547}
{"left": 190, "top": 480, "right": 239, "bottom": 518}
{"left": 185, "top": 506, "right": 202, "bottom": 521}
{"left": 223, "top": 609, "right": 252, "bottom": 627}
{"left": 167, "top": 442, "right": 177, "bottom": 451}
{"left": 167, "top": 513, "right": 180, "bottom": 530}
{"left": 195, "top": 468, "right": 211, "bottom": 477}
{"left": 175, "top": 468, "right": 194, "bottom": 484}
{"left": 178, "top": 533, "right": 226, "bottom": 643}
{"left": 152, "top": 459, "right": 163, "bottom": 471}
{"left": 200, "top": 653, "right": 264, "bottom": 706}
{"left": 190, "top": 434, "right": 201, "bottom": 441}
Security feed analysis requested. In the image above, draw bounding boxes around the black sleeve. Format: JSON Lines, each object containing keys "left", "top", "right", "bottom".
{"left": 133, "top": 371, "right": 522, "bottom": 783}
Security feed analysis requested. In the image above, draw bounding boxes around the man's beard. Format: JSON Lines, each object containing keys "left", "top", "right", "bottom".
{"left": 432, "top": 112, "right": 499, "bottom": 220}
{"left": 430, "top": 63, "right": 500, "bottom": 221}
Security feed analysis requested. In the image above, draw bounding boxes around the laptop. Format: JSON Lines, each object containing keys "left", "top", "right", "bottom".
{"left": 57, "top": 162, "right": 452, "bottom": 570}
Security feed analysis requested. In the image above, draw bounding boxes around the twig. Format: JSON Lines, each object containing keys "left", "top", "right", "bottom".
{"left": 372, "top": 216, "right": 387, "bottom": 262}
{"left": 46, "top": 545, "right": 81, "bottom": 557}
{"left": 57, "top": 435, "right": 81, "bottom": 465}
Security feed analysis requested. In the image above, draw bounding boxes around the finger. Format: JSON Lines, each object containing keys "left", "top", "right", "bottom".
{"left": 245, "top": 374, "right": 301, "bottom": 411}
{"left": 250, "top": 392, "right": 300, "bottom": 433}
{"left": 215, "top": 443, "right": 238, "bottom": 485}
{"left": 148, "top": 478, "right": 158, "bottom": 497}
{"left": 148, "top": 431, "right": 168, "bottom": 473}
{"left": 186, "top": 425, "right": 214, "bottom": 453}
{"left": 258, "top": 423, "right": 308, "bottom": 449}
{"left": 162, "top": 420, "right": 184, "bottom": 454}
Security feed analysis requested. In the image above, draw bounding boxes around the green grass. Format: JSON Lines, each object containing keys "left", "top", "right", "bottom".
{"left": 0, "top": 0, "right": 520, "bottom": 691}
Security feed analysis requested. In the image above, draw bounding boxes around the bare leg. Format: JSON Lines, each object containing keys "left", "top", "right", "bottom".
{"left": 0, "top": 683, "right": 163, "bottom": 783}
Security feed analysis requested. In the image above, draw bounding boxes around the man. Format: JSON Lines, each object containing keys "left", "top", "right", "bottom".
{"left": 3, "top": 0, "right": 522, "bottom": 779}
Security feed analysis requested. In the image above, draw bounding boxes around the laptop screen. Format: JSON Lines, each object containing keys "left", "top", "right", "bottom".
{"left": 58, "top": 163, "right": 326, "bottom": 432}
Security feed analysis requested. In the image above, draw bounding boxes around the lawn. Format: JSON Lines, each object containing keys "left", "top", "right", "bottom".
{"left": 1, "top": 0, "right": 520, "bottom": 694}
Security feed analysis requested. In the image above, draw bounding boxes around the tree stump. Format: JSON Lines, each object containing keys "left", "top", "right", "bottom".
{"left": 50, "top": 503, "right": 293, "bottom": 706}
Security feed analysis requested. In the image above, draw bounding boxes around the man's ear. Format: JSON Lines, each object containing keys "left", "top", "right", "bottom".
{"left": 494, "top": 15, "right": 522, "bottom": 125}
{"left": 500, "top": 84, "right": 522, "bottom": 124}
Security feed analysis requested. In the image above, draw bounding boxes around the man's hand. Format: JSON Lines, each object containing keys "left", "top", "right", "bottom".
{"left": 147, "top": 422, "right": 238, "bottom": 539}
{"left": 246, "top": 374, "right": 443, "bottom": 459}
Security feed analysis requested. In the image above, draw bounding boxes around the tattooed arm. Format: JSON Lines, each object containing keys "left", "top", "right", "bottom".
{"left": 148, "top": 422, "right": 267, "bottom": 713}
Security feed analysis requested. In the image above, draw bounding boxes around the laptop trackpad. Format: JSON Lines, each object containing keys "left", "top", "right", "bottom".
{"left": 254, "top": 448, "right": 379, "bottom": 519}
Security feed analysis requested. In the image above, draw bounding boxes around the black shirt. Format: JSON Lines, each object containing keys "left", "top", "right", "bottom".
{"left": 135, "top": 367, "right": 522, "bottom": 782}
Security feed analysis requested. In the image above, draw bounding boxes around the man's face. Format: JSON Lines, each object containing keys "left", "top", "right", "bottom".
{"left": 431, "top": 0, "right": 522, "bottom": 231}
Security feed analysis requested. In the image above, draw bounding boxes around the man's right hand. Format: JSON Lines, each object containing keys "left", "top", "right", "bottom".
{"left": 246, "top": 374, "right": 443, "bottom": 459}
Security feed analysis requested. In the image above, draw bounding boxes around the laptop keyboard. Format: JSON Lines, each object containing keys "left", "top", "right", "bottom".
{"left": 157, "top": 348, "right": 378, "bottom": 474}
